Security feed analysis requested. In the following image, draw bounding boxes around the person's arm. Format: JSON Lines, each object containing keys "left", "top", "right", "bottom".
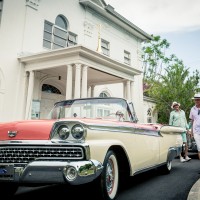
{"left": 184, "top": 111, "right": 189, "bottom": 131}
{"left": 169, "top": 112, "right": 173, "bottom": 125}
{"left": 189, "top": 109, "right": 194, "bottom": 137}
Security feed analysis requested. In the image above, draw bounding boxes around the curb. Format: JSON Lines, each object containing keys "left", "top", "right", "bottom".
{"left": 187, "top": 178, "right": 200, "bottom": 200}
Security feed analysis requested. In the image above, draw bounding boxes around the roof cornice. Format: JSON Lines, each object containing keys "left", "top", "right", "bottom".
{"left": 79, "top": 0, "right": 152, "bottom": 41}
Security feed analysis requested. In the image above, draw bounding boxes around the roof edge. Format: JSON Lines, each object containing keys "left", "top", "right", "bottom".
{"left": 105, "top": 4, "right": 152, "bottom": 40}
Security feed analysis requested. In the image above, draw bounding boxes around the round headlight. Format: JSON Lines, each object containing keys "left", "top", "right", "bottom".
{"left": 71, "top": 124, "right": 84, "bottom": 140}
{"left": 58, "top": 125, "right": 70, "bottom": 140}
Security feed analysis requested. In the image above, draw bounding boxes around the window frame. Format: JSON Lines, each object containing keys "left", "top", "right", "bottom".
{"left": 124, "top": 50, "right": 131, "bottom": 65}
{"left": 43, "top": 18, "right": 77, "bottom": 50}
{"left": 101, "top": 39, "right": 110, "bottom": 56}
{"left": 68, "top": 31, "right": 78, "bottom": 46}
{"left": 52, "top": 25, "right": 68, "bottom": 49}
{"left": 43, "top": 20, "right": 53, "bottom": 49}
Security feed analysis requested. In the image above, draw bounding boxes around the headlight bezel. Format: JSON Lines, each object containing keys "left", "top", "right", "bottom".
{"left": 71, "top": 124, "right": 85, "bottom": 140}
{"left": 57, "top": 125, "right": 70, "bottom": 140}
{"left": 51, "top": 121, "right": 87, "bottom": 142}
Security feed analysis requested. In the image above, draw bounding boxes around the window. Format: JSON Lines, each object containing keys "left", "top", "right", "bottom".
{"left": 53, "top": 15, "right": 68, "bottom": 49}
{"left": 99, "top": 92, "right": 109, "bottom": 98}
{"left": 53, "top": 26, "right": 68, "bottom": 49}
{"left": 97, "top": 108, "right": 110, "bottom": 117}
{"left": 101, "top": 39, "right": 110, "bottom": 56}
{"left": 43, "top": 15, "right": 77, "bottom": 50}
{"left": 42, "top": 84, "right": 61, "bottom": 94}
{"left": 68, "top": 31, "right": 78, "bottom": 46}
{"left": 98, "top": 92, "right": 111, "bottom": 117}
{"left": 147, "top": 108, "right": 152, "bottom": 123}
{"left": 55, "top": 15, "right": 67, "bottom": 30}
{"left": 43, "top": 21, "right": 53, "bottom": 49}
{"left": 124, "top": 50, "right": 131, "bottom": 65}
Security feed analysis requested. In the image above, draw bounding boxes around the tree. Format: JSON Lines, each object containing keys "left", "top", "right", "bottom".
{"left": 142, "top": 35, "right": 171, "bottom": 83}
{"left": 142, "top": 35, "right": 200, "bottom": 123}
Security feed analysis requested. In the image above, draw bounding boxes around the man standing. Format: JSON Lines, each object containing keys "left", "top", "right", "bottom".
{"left": 189, "top": 93, "right": 200, "bottom": 160}
{"left": 169, "top": 101, "right": 191, "bottom": 162}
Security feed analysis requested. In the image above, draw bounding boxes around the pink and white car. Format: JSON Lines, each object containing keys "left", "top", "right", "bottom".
{"left": 0, "top": 97, "right": 184, "bottom": 200}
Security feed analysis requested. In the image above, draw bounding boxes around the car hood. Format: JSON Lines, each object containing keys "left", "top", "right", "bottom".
{"left": 0, "top": 118, "right": 164, "bottom": 141}
{"left": 0, "top": 120, "right": 56, "bottom": 140}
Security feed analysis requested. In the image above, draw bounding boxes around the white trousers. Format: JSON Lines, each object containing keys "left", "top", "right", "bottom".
{"left": 194, "top": 133, "right": 200, "bottom": 152}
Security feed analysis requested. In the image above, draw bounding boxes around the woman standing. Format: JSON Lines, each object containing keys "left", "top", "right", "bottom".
{"left": 169, "top": 101, "right": 191, "bottom": 162}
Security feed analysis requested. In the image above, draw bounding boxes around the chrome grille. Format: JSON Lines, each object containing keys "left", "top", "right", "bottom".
{"left": 0, "top": 146, "right": 84, "bottom": 164}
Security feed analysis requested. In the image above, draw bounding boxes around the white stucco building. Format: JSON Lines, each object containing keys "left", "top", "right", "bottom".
{"left": 0, "top": 0, "right": 157, "bottom": 123}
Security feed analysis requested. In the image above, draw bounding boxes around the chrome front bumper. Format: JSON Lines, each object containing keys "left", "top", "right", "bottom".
{"left": 0, "top": 160, "right": 103, "bottom": 185}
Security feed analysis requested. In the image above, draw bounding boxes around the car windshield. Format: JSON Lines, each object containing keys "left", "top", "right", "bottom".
{"left": 47, "top": 98, "right": 134, "bottom": 122}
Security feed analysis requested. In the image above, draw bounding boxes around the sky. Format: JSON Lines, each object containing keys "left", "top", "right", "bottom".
{"left": 105, "top": 0, "right": 200, "bottom": 73}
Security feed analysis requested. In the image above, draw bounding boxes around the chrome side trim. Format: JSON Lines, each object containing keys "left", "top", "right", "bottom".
{"left": 0, "top": 140, "right": 88, "bottom": 145}
{"left": 133, "top": 163, "right": 163, "bottom": 176}
{"left": 0, "top": 140, "right": 55, "bottom": 144}
{"left": 88, "top": 124, "right": 160, "bottom": 136}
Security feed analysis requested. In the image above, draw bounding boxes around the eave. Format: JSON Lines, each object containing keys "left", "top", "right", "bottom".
{"left": 79, "top": 0, "right": 152, "bottom": 41}
{"left": 18, "top": 45, "right": 142, "bottom": 82}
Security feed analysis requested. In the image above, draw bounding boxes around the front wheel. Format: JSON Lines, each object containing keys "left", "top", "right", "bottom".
{"left": 158, "top": 160, "right": 172, "bottom": 174}
{"left": 95, "top": 150, "right": 119, "bottom": 200}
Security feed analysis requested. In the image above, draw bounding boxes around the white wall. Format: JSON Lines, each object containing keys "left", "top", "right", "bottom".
{"left": 0, "top": 0, "right": 147, "bottom": 122}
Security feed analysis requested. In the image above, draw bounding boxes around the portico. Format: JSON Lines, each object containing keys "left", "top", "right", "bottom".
{"left": 18, "top": 45, "right": 142, "bottom": 120}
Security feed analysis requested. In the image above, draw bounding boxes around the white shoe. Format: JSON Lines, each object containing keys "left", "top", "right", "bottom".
{"left": 185, "top": 156, "right": 191, "bottom": 161}
{"left": 180, "top": 157, "right": 186, "bottom": 162}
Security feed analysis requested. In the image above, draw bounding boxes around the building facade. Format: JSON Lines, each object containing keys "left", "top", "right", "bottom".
{"left": 0, "top": 0, "right": 157, "bottom": 123}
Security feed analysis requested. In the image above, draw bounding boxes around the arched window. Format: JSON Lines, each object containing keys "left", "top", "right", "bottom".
{"left": 42, "top": 84, "right": 61, "bottom": 94}
{"left": 55, "top": 15, "right": 67, "bottom": 30}
{"left": 43, "top": 15, "right": 77, "bottom": 49}
{"left": 99, "top": 92, "right": 109, "bottom": 98}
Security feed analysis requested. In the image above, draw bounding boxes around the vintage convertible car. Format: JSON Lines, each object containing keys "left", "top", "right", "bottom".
{"left": 0, "top": 97, "right": 184, "bottom": 200}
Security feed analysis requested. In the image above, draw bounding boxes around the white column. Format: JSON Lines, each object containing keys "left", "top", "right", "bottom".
{"left": 74, "top": 64, "right": 81, "bottom": 99}
{"left": 25, "top": 71, "right": 34, "bottom": 119}
{"left": 81, "top": 65, "right": 88, "bottom": 98}
{"left": 126, "top": 80, "right": 131, "bottom": 101}
{"left": 91, "top": 85, "right": 95, "bottom": 97}
{"left": 87, "top": 86, "right": 91, "bottom": 97}
{"left": 123, "top": 82, "right": 126, "bottom": 99}
{"left": 130, "top": 81, "right": 134, "bottom": 102}
{"left": 66, "top": 64, "right": 73, "bottom": 100}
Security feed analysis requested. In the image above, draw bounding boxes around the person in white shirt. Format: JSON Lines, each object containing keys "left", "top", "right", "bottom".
{"left": 189, "top": 93, "right": 200, "bottom": 160}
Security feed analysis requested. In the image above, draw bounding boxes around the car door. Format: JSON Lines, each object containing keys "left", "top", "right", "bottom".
{"left": 129, "top": 127, "right": 160, "bottom": 172}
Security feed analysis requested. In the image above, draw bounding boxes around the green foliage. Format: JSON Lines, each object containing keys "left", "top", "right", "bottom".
{"left": 142, "top": 35, "right": 200, "bottom": 124}
{"left": 142, "top": 35, "right": 171, "bottom": 83}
